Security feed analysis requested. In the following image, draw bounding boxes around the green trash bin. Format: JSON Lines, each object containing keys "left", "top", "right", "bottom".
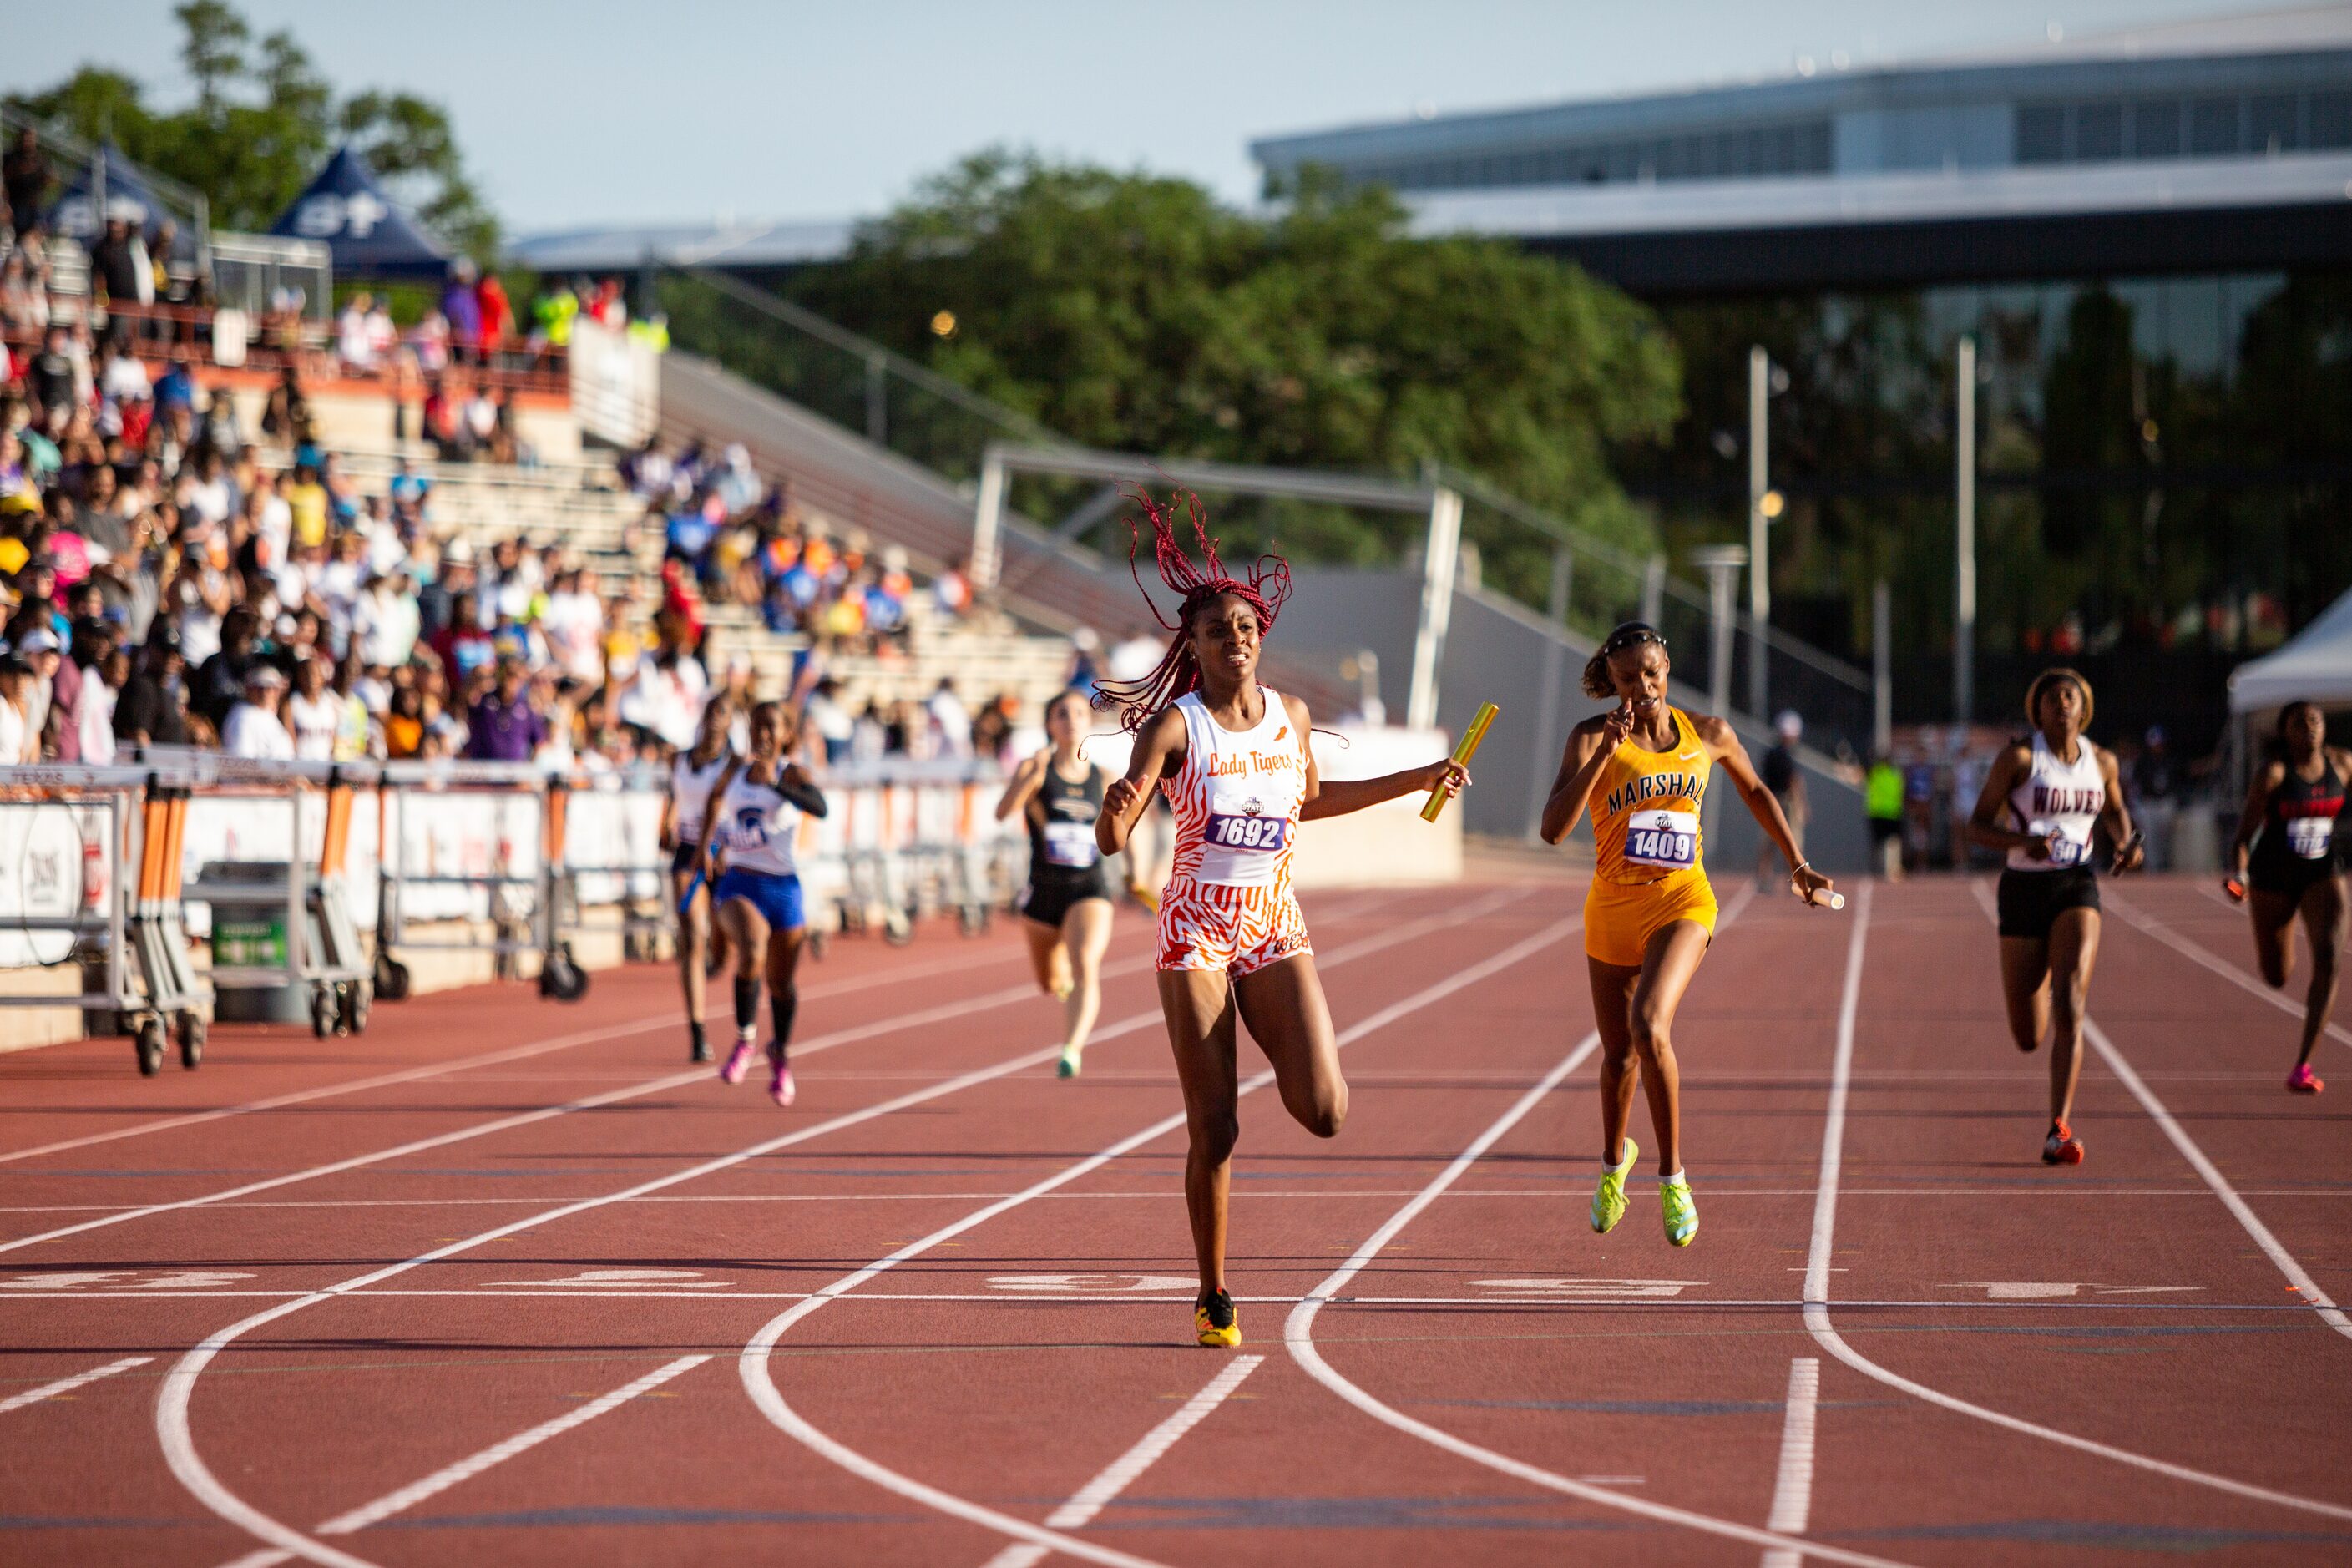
{"left": 199, "top": 861, "right": 314, "bottom": 1024}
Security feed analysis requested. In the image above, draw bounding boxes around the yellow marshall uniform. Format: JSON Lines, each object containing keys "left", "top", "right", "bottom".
{"left": 1585, "top": 705, "right": 1719, "bottom": 967}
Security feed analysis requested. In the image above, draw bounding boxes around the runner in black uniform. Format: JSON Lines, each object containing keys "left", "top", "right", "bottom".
{"left": 2227, "top": 700, "right": 2349, "bottom": 1095}
{"left": 996, "top": 690, "right": 1115, "bottom": 1077}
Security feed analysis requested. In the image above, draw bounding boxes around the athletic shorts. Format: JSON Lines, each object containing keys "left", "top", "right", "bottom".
{"left": 713, "top": 868, "right": 806, "bottom": 933}
{"left": 2249, "top": 852, "right": 2344, "bottom": 903}
{"left": 671, "top": 841, "right": 703, "bottom": 877}
{"left": 1584, "top": 867, "right": 1717, "bottom": 969}
{"left": 1155, "top": 874, "right": 1311, "bottom": 976}
{"left": 1020, "top": 874, "right": 1111, "bottom": 929}
{"left": 1995, "top": 867, "right": 2099, "bottom": 940}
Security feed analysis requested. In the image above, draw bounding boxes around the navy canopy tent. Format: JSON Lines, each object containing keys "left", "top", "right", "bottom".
{"left": 269, "top": 145, "right": 453, "bottom": 281}
{"left": 48, "top": 141, "right": 173, "bottom": 244}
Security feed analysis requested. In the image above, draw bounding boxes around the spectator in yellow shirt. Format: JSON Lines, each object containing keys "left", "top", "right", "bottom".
{"left": 284, "top": 463, "right": 330, "bottom": 551}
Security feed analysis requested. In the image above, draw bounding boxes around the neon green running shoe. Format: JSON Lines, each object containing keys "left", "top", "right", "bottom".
{"left": 1661, "top": 1176, "right": 1698, "bottom": 1247}
{"left": 1591, "top": 1139, "right": 1637, "bottom": 1234}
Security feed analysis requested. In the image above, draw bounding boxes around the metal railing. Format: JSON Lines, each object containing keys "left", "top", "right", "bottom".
{"left": 656, "top": 262, "right": 1884, "bottom": 752}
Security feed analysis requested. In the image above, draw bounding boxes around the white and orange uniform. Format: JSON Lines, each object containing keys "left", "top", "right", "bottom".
{"left": 1154, "top": 688, "right": 1313, "bottom": 974}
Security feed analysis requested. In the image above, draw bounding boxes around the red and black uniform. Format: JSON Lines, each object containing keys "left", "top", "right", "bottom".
{"left": 2250, "top": 760, "right": 2349, "bottom": 898}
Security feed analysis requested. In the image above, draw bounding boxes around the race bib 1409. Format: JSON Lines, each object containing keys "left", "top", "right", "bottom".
{"left": 1625, "top": 810, "right": 1699, "bottom": 870}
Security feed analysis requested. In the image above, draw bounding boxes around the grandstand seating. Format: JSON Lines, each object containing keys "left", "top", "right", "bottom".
{"left": 266, "top": 436, "right": 1082, "bottom": 716}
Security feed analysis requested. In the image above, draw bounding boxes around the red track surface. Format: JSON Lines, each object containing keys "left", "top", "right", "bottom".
{"left": 1, "top": 876, "right": 2346, "bottom": 1565}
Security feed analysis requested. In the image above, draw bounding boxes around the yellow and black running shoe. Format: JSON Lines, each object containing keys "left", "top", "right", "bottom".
{"left": 1195, "top": 1288, "right": 1240, "bottom": 1348}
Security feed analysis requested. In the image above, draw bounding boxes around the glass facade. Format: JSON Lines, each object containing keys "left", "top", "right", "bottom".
{"left": 1627, "top": 269, "right": 2352, "bottom": 744}
{"left": 1342, "top": 119, "right": 1834, "bottom": 193}
{"left": 2016, "top": 87, "right": 2352, "bottom": 163}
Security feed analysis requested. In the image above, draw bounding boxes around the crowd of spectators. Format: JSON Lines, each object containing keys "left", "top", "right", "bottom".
{"left": 621, "top": 436, "right": 971, "bottom": 655}
{"left": 0, "top": 308, "right": 1062, "bottom": 781}
{"left": 0, "top": 301, "right": 720, "bottom": 769}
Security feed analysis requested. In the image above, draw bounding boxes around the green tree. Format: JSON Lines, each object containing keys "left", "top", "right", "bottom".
{"left": 782, "top": 151, "right": 1678, "bottom": 559}
{"left": 7, "top": 0, "right": 497, "bottom": 259}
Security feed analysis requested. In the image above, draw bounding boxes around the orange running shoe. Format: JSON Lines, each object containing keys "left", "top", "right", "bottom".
{"left": 2041, "top": 1120, "right": 2084, "bottom": 1166}
{"left": 2287, "top": 1063, "right": 2324, "bottom": 1095}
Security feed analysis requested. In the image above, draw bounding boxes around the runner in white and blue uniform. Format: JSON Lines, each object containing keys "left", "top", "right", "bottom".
{"left": 665, "top": 697, "right": 736, "bottom": 1064}
{"left": 695, "top": 701, "right": 827, "bottom": 1106}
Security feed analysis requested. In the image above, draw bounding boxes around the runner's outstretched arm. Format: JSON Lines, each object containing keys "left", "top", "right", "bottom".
{"left": 1098, "top": 707, "right": 1185, "bottom": 857}
{"left": 1694, "top": 714, "right": 1832, "bottom": 903}
{"left": 1292, "top": 697, "right": 1467, "bottom": 820}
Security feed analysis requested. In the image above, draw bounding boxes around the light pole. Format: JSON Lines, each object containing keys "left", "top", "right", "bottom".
{"left": 1954, "top": 335, "right": 1977, "bottom": 727}
{"left": 1692, "top": 544, "right": 1749, "bottom": 848}
{"left": 1747, "top": 346, "right": 1785, "bottom": 719}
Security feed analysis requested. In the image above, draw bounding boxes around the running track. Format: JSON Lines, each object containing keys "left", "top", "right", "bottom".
{"left": 0, "top": 876, "right": 2345, "bottom": 1565}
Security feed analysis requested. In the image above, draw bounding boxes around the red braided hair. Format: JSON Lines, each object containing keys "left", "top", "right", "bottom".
{"left": 1090, "top": 487, "right": 1291, "bottom": 736}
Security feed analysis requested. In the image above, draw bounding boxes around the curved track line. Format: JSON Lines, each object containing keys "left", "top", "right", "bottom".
{"left": 0, "top": 938, "right": 1046, "bottom": 1166}
{"left": 1282, "top": 1031, "right": 1915, "bottom": 1568}
{"left": 1802, "top": 883, "right": 2352, "bottom": 1522}
{"left": 740, "top": 913, "right": 1579, "bottom": 1565}
{"left": 4, "top": 941, "right": 1175, "bottom": 1255}
{"left": 156, "top": 886, "right": 1525, "bottom": 1565}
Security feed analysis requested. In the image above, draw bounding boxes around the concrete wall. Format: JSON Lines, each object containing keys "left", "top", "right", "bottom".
{"left": 1278, "top": 566, "right": 1870, "bottom": 875}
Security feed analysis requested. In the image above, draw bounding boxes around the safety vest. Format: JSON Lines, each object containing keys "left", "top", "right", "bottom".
{"left": 1864, "top": 763, "right": 1904, "bottom": 821}
{"left": 536, "top": 289, "right": 579, "bottom": 346}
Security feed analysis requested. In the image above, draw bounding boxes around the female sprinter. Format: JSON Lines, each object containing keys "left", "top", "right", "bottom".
{"left": 695, "top": 701, "right": 827, "bottom": 1106}
{"left": 1965, "top": 668, "right": 2142, "bottom": 1164}
{"left": 1540, "top": 622, "right": 1831, "bottom": 1247}
{"left": 1092, "top": 493, "right": 1466, "bottom": 1348}
{"left": 2225, "top": 700, "right": 2347, "bottom": 1094}
{"left": 996, "top": 690, "right": 1115, "bottom": 1079}
{"left": 664, "top": 697, "right": 736, "bottom": 1063}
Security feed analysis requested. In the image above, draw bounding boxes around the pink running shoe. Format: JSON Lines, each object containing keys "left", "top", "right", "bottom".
{"left": 770, "top": 1056, "right": 796, "bottom": 1107}
{"left": 720, "top": 1038, "right": 758, "bottom": 1085}
{"left": 2041, "top": 1119, "right": 2085, "bottom": 1166}
{"left": 2288, "top": 1062, "right": 2324, "bottom": 1095}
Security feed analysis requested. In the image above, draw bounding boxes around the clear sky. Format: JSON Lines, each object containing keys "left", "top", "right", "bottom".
{"left": 7, "top": 1, "right": 2279, "bottom": 235}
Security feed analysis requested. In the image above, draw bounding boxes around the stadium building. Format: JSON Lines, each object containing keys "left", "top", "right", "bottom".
{"left": 1252, "top": 5, "right": 2352, "bottom": 741}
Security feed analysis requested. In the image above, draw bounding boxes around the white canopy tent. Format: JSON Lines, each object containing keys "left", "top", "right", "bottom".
{"left": 2230, "top": 584, "right": 2352, "bottom": 714}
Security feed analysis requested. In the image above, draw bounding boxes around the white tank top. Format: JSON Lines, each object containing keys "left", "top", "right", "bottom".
{"left": 714, "top": 766, "right": 801, "bottom": 878}
{"left": 2006, "top": 732, "right": 2105, "bottom": 872}
{"left": 670, "top": 748, "right": 733, "bottom": 842}
{"left": 1164, "top": 688, "right": 1309, "bottom": 888}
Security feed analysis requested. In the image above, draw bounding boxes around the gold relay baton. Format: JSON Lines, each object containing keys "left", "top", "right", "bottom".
{"left": 1420, "top": 702, "right": 1499, "bottom": 822}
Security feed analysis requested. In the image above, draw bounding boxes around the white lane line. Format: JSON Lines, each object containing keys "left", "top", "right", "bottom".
{"left": 741, "top": 912, "right": 1579, "bottom": 1568}
{"left": 0, "top": 1354, "right": 152, "bottom": 1414}
{"left": 0, "top": 940, "right": 1054, "bottom": 1167}
{"left": 155, "top": 885, "right": 1529, "bottom": 1568}
{"left": 1758, "top": 1356, "right": 1821, "bottom": 1568}
{"left": 1798, "top": 883, "right": 2352, "bottom": 1522}
{"left": 313, "top": 1354, "right": 709, "bottom": 1535}
{"left": 1968, "top": 881, "right": 2352, "bottom": 1341}
{"left": 979, "top": 1356, "right": 1266, "bottom": 1568}
{"left": 19, "top": 1181, "right": 2352, "bottom": 1219}
{"left": 1280, "top": 1045, "right": 1912, "bottom": 1559}
{"left": 2, "top": 1287, "right": 2328, "bottom": 1310}
{"left": 2106, "top": 888, "right": 2351, "bottom": 1054}
{"left": 2082, "top": 1016, "right": 2352, "bottom": 1341}
{"left": 0, "top": 946, "right": 1176, "bottom": 1257}
{"left": 213, "top": 1551, "right": 295, "bottom": 1568}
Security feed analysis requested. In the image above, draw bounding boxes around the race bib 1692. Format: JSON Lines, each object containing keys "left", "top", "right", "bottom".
{"left": 1206, "top": 813, "right": 1291, "bottom": 853}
